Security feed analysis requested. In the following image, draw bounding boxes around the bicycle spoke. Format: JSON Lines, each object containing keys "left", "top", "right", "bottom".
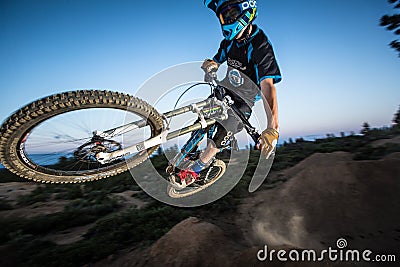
{"left": 22, "top": 108, "right": 152, "bottom": 173}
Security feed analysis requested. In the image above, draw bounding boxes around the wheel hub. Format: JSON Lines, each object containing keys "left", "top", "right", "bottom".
{"left": 74, "top": 137, "right": 122, "bottom": 163}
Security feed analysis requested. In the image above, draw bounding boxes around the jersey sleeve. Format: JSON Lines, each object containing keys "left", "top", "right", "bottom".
{"left": 212, "top": 40, "right": 227, "bottom": 64}
{"left": 253, "top": 36, "right": 282, "bottom": 84}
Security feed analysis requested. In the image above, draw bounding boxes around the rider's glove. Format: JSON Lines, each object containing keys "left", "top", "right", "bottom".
{"left": 201, "top": 59, "right": 219, "bottom": 82}
{"left": 258, "top": 128, "right": 279, "bottom": 159}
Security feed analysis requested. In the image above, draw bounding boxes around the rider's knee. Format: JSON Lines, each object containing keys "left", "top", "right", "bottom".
{"left": 213, "top": 130, "right": 234, "bottom": 149}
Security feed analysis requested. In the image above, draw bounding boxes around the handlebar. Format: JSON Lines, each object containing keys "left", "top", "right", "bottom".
{"left": 172, "top": 70, "right": 261, "bottom": 145}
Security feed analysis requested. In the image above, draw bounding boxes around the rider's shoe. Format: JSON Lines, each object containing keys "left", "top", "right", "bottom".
{"left": 170, "top": 169, "right": 199, "bottom": 189}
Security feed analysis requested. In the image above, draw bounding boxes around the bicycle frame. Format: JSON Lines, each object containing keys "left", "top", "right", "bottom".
{"left": 95, "top": 83, "right": 259, "bottom": 165}
{"left": 95, "top": 97, "right": 225, "bottom": 164}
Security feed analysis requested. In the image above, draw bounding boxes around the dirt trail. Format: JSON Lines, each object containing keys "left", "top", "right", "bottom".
{"left": 370, "top": 135, "right": 400, "bottom": 147}
{"left": 0, "top": 182, "right": 37, "bottom": 203}
{"left": 236, "top": 152, "right": 400, "bottom": 252}
{"left": 100, "top": 151, "right": 400, "bottom": 266}
{"left": 2, "top": 149, "right": 399, "bottom": 266}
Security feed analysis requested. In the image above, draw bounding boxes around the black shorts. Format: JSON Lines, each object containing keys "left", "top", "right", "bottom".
{"left": 211, "top": 100, "right": 251, "bottom": 148}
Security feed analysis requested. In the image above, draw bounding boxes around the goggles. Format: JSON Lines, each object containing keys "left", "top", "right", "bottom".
{"left": 218, "top": 4, "right": 243, "bottom": 25}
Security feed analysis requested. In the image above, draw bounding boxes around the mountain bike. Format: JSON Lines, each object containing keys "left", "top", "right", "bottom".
{"left": 0, "top": 75, "right": 260, "bottom": 198}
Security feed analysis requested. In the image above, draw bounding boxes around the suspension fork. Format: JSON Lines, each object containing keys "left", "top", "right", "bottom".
{"left": 94, "top": 98, "right": 215, "bottom": 139}
{"left": 96, "top": 117, "right": 219, "bottom": 165}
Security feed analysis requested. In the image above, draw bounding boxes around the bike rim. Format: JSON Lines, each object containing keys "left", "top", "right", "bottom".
{"left": 17, "top": 107, "right": 153, "bottom": 176}
{"left": 168, "top": 164, "right": 225, "bottom": 197}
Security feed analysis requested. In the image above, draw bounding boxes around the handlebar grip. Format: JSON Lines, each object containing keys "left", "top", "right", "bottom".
{"left": 250, "top": 131, "right": 260, "bottom": 144}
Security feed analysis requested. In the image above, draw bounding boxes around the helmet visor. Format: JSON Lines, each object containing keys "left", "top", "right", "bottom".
{"left": 218, "top": 4, "right": 242, "bottom": 25}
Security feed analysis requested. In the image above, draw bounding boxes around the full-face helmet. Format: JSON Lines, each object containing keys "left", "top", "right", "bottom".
{"left": 205, "top": 0, "right": 258, "bottom": 40}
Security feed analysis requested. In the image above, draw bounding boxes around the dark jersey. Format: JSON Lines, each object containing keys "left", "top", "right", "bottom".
{"left": 213, "top": 25, "right": 282, "bottom": 107}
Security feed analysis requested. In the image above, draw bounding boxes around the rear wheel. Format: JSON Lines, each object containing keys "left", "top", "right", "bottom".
{"left": 0, "top": 90, "right": 164, "bottom": 183}
{"left": 167, "top": 159, "right": 226, "bottom": 198}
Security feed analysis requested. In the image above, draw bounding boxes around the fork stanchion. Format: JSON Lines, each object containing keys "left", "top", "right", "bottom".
{"left": 166, "top": 119, "right": 217, "bottom": 140}
{"left": 163, "top": 98, "right": 213, "bottom": 118}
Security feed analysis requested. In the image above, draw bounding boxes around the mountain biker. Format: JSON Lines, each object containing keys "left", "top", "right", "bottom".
{"left": 171, "top": 0, "right": 282, "bottom": 189}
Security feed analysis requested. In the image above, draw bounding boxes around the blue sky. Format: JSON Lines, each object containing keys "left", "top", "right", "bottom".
{"left": 0, "top": 0, "right": 399, "bottom": 141}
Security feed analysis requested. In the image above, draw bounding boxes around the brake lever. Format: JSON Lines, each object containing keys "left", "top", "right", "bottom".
{"left": 207, "top": 71, "right": 218, "bottom": 86}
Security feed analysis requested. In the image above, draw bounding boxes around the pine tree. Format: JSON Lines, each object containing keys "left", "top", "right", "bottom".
{"left": 380, "top": 0, "right": 400, "bottom": 57}
{"left": 361, "top": 122, "right": 371, "bottom": 135}
{"left": 393, "top": 105, "right": 400, "bottom": 127}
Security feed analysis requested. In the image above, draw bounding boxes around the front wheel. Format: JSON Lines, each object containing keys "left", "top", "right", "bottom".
{"left": 0, "top": 90, "right": 164, "bottom": 183}
{"left": 167, "top": 159, "right": 226, "bottom": 198}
